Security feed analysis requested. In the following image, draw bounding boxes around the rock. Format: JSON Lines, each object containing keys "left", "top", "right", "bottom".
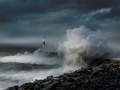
{"left": 43, "top": 81, "right": 58, "bottom": 90}
{"left": 5, "top": 86, "right": 19, "bottom": 90}
{"left": 66, "top": 77, "right": 75, "bottom": 82}
{"left": 18, "top": 83, "right": 34, "bottom": 90}
{"left": 61, "top": 82, "right": 71, "bottom": 86}
{"left": 34, "top": 85, "right": 42, "bottom": 90}
{"left": 45, "top": 75, "right": 54, "bottom": 81}
{"left": 5, "top": 60, "right": 120, "bottom": 90}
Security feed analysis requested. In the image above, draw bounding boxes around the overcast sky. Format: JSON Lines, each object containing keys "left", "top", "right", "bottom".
{"left": 0, "top": 0, "right": 120, "bottom": 46}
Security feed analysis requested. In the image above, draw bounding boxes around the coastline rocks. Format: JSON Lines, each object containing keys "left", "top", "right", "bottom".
{"left": 5, "top": 63, "right": 120, "bottom": 90}
{"left": 6, "top": 86, "right": 19, "bottom": 90}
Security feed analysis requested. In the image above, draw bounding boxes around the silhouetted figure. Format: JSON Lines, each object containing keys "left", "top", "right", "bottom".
{"left": 43, "top": 38, "right": 45, "bottom": 47}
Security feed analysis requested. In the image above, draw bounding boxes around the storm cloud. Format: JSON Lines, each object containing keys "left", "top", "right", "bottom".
{"left": 0, "top": 0, "right": 120, "bottom": 46}
{"left": 0, "top": 0, "right": 120, "bottom": 22}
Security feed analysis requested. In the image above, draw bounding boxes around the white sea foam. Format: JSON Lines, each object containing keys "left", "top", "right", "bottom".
{"left": 59, "top": 25, "right": 111, "bottom": 69}
{"left": 0, "top": 52, "right": 59, "bottom": 65}
{"left": 0, "top": 51, "right": 62, "bottom": 89}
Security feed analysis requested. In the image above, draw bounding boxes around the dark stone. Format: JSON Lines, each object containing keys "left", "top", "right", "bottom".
{"left": 66, "top": 77, "right": 75, "bottom": 82}
{"left": 5, "top": 86, "right": 19, "bottom": 90}
{"left": 18, "top": 83, "right": 34, "bottom": 90}
{"left": 61, "top": 82, "right": 71, "bottom": 86}
{"left": 43, "top": 81, "right": 58, "bottom": 90}
{"left": 45, "top": 75, "right": 54, "bottom": 81}
{"left": 5, "top": 60, "right": 120, "bottom": 90}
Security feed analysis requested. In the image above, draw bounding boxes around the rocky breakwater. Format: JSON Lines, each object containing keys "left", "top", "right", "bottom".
{"left": 6, "top": 60, "right": 120, "bottom": 90}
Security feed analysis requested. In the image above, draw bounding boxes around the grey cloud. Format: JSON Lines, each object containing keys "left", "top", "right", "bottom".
{"left": 78, "top": 0, "right": 120, "bottom": 9}
{"left": 0, "top": 0, "right": 73, "bottom": 22}
{"left": 92, "top": 5, "right": 120, "bottom": 19}
{"left": 0, "top": 0, "right": 120, "bottom": 46}
{"left": 0, "top": 0, "right": 120, "bottom": 22}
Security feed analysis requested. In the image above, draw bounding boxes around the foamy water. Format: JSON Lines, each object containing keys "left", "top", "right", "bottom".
{"left": 0, "top": 53, "right": 59, "bottom": 65}
{"left": 0, "top": 52, "right": 63, "bottom": 89}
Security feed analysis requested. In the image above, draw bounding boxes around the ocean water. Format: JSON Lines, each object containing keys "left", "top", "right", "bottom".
{"left": 0, "top": 26, "right": 120, "bottom": 90}
{"left": 0, "top": 49, "right": 63, "bottom": 89}
{"left": 0, "top": 26, "right": 119, "bottom": 89}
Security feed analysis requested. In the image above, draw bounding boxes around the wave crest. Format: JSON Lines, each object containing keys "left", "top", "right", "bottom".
{"left": 59, "top": 25, "right": 112, "bottom": 67}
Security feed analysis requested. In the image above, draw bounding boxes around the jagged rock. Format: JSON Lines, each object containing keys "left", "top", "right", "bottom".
{"left": 5, "top": 61, "right": 120, "bottom": 90}
{"left": 5, "top": 86, "right": 19, "bottom": 90}
{"left": 18, "top": 83, "right": 35, "bottom": 90}
{"left": 43, "top": 81, "right": 58, "bottom": 90}
{"left": 66, "top": 77, "right": 75, "bottom": 82}
{"left": 45, "top": 75, "right": 54, "bottom": 81}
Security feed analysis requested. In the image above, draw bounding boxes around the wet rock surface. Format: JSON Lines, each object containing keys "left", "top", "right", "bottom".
{"left": 5, "top": 60, "right": 120, "bottom": 90}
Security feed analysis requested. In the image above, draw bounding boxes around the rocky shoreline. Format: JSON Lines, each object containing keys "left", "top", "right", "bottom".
{"left": 5, "top": 59, "right": 120, "bottom": 90}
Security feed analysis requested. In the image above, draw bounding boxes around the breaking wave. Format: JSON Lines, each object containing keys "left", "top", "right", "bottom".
{"left": 0, "top": 51, "right": 62, "bottom": 89}
{"left": 0, "top": 51, "right": 60, "bottom": 65}
{"left": 59, "top": 25, "right": 112, "bottom": 68}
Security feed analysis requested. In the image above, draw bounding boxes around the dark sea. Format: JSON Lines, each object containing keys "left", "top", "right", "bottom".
{"left": 0, "top": 46, "right": 63, "bottom": 89}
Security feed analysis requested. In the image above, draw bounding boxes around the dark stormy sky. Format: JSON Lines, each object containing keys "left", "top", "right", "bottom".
{"left": 0, "top": 0, "right": 120, "bottom": 47}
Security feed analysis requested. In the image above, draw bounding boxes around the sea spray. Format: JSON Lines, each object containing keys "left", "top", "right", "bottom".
{"left": 59, "top": 25, "right": 112, "bottom": 70}
{"left": 0, "top": 52, "right": 60, "bottom": 65}
{"left": 0, "top": 50, "right": 62, "bottom": 89}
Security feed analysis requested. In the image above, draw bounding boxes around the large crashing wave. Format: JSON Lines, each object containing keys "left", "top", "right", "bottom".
{"left": 59, "top": 25, "right": 112, "bottom": 67}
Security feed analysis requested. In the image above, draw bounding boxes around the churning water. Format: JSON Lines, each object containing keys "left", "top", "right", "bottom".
{"left": 0, "top": 26, "right": 118, "bottom": 89}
